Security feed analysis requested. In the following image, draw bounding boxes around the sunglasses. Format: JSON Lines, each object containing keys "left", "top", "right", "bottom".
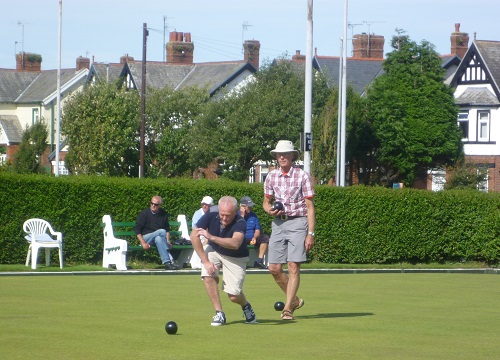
{"left": 151, "top": 202, "right": 161, "bottom": 207}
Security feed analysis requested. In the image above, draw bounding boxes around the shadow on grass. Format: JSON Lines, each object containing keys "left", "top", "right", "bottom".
{"left": 239, "top": 312, "right": 374, "bottom": 325}
{"left": 299, "top": 312, "right": 374, "bottom": 319}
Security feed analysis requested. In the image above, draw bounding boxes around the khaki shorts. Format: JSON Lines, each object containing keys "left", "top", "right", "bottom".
{"left": 201, "top": 245, "right": 249, "bottom": 296}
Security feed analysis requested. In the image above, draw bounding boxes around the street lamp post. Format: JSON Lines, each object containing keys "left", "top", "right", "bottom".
{"left": 304, "top": 0, "right": 313, "bottom": 174}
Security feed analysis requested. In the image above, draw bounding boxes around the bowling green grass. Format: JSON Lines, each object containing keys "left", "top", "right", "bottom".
{"left": 0, "top": 273, "right": 498, "bottom": 359}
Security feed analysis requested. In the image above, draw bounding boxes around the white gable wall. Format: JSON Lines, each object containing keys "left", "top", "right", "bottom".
{"left": 454, "top": 84, "right": 500, "bottom": 156}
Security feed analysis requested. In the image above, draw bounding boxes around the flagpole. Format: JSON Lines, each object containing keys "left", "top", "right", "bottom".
{"left": 339, "top": 0, "right": 348, "bottom": 186}
{"left": 55, "top": 0, "right": 62, "bottom": 176}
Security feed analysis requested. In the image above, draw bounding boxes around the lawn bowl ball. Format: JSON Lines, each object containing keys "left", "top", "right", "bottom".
{"left": 165, "top": 321, "right": 178, "bottom": 335}
{"left": 274, "top": 301, "right": 285, "bottom": 311}
{"left": 271, "top": 201, "right": 284, "bottom": 211}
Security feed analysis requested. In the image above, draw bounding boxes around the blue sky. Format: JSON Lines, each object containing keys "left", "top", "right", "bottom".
{"left": 0, "top": 0, "right": 497, "bottom": 70}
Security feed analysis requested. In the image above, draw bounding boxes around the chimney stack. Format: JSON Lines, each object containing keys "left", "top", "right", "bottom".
{"left": 352, "top": 33, "right": 385, "bottom": 59}
{"left": 120, "top": 54, "right": 135, "bottom": 64}
{"left": 243, "top": 40, "right": 260, "bottom": 70}
{"left": 166, "top": 31, "right": 194, "bottom": 64}
{"left": 76, "top": 56, "right": 90, "bottom": 70}
{"left": 292, "top": 50, "right": 306, "bottom": 62}
{"left": 450, "top": 23, "right": 469, "bottom": 59}
{"left": 16, "top": 52, "right": 42, "bottom": 71}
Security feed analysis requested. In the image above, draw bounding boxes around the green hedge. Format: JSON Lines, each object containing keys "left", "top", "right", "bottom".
{"left": 312, "top": 186, "right": 500, "bottom": 264}
{"left": 1, "top": 173, "right": 499, "bottom": 265}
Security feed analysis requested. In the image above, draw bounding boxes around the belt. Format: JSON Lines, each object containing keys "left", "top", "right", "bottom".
{"left": 278, "top": 215, "right": 301, "bottom": 221}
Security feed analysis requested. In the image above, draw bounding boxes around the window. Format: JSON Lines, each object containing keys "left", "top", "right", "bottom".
{"left": 52, "top": 161, "right": 69, "bottom": 175}
{"left": 477, "top": 167, "right": 488, "bottom": 192}
{"left": 32, "top": 108, "right": 40, "bottom": 125}
{"left": 457, "top": 111, "right": 469, "bottom": 140}
{"left": 477, "top": 111, "right": 490, "bottom": 142}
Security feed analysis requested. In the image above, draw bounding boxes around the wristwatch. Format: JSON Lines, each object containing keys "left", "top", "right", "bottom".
{"left": 308, "top": 232, "right": 315, "bottom": 237}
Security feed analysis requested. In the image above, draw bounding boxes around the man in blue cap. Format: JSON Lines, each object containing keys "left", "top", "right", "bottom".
{"left": 239, "top": 195, "right": 269, "bottom": 269}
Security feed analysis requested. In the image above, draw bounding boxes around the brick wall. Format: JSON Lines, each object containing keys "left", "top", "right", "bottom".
{"left": 466, "top": 155, "right": 500, "bottom": 192}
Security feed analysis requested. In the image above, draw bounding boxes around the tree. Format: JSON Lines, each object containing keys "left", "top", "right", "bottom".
{"left": 366, "top": 34, "right": 464, "bottom": 186}
{"left": 61, "top": 81, "right": 141, "bottom": 176}
{"left": 444, "top": 161, "right": 488, "bottom": 191}
{"left": 190, "top": 59, "right": 330, "bottom": 181}
{"left": 313, "top": 85, "right": 374, "bottom": 185}
{"left": 13, "top": 121, "right": 48, "bottom": 174}
{"left": 312, "top": 86, "right": 339, "bottom": 184}
{"left": 145, "top": 86, "right": 210, "bottom": 178}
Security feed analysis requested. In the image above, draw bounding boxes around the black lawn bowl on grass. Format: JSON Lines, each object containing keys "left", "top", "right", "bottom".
{"left": 165, "top": 321, "right": 178, "bottom": 335}
{"left": 0, "top": 272, "right": 498, "bottom": 359}
{"left": 274, "top": 301, "right": 285, "bottom": 311}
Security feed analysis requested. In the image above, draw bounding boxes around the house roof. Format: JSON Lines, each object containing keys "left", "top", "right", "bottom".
{"left": 123, "top": 61, "right": 256, "bottom": 96}
{"left": 0, "top": 68, "right": 88, "bottom": 104}
{"left": 0, "top": 70, "right": 39, "bottom": 102}
{"left": 176, "top": 62, "right": 256, "bottom": 95}
{"left": 314, "top": 54, "right": 461, "bottom": 95}
{"left": 18, "top": 68, "right": 88, "bottom": 104}
{"left": 87, "top": 63, "right": 124, "bottom": 84}
{"left": 451, "top": 40, "right": 500, "bottom": 99}
{"left": 314, "top": 56, "right": 384, "bottom": 95}
{"left": 475, "top": 41, "right": 500, "bottom": 94}
{"left": 441, "top": 55, "right": 462, "bottom": 84}
{"left": 0, "top": 115, "right": 23, "bottom": 144}
{"left": 455, "top": 87, "right": 500, "bottom": 106}
{"left": 126, "top": 62, "right": 195, "bottom": 90}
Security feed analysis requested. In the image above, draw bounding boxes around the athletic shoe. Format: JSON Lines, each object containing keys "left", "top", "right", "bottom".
{"left": 254, "top": 261, "right": 268, "bottom": 269}
{"left": 211, "top": 311, "right": 226, "bottom": 326}
{"left": 242, "top": 302, "right": 257, "bottom": 324}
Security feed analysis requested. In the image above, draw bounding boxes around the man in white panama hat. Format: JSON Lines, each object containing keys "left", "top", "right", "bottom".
{"left": 263, "top": 140, "right": 316, "bottom": 321}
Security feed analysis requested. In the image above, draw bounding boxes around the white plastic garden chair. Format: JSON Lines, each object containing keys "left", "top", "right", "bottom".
{"left": 23, "top": 218, "right": 63, "bottom": 270}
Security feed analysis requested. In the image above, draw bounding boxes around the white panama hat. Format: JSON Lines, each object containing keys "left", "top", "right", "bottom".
{"left": 270, "top": 140, "right": 299, "bottom": 161}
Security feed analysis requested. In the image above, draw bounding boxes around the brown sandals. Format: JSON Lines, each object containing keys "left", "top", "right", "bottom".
{"left": 280, "top": 298, "right": 305, "bottom": 320}
{"left": 281, "top": 309, "right": 295, "bottom": 320}
{"left": 292, "top": 298, "right": 305, "bottom": 312}
{"left": 281, "top": 298, "right": 305, "bottom": 320}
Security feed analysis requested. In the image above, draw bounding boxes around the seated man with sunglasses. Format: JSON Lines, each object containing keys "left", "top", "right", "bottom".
{"left": 134, "top": 195, "right": 180, "bottom": 270}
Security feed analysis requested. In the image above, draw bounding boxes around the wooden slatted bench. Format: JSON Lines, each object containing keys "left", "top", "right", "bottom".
{"left": 102, "top": 214, "right": 264, "bottom": 270}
